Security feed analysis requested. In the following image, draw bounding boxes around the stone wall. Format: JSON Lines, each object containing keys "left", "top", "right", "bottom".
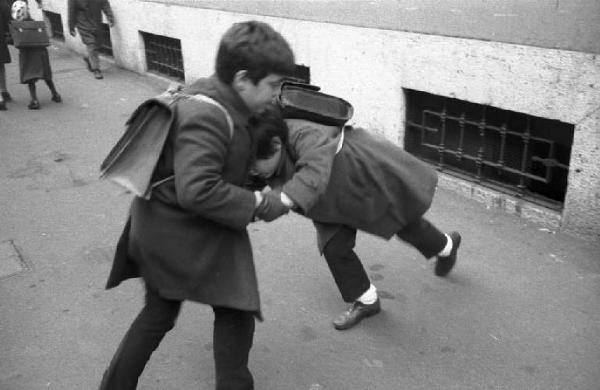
{"left": 33, "top": 0, "right": 600, "bottom": 240}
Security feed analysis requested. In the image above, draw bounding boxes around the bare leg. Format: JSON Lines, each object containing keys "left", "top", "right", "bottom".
{"left": 28, "top": 82, "right": 40, "bottom": 109}
{"left": 45, "top": 80, "right": 62, "bottom": 102}
{"left": 0, "top": 64, "right": 7, "bottom": 109}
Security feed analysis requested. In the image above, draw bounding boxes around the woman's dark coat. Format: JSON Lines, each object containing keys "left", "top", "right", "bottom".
{"left": 268, "top": 119, "right": 438, "bottom": 249}
{"left": 0, "top": 0, "right": 11, "bottom": 64}
{"left": 68, "top": 0, "right": 114, "bottom": 45}
{"left": 106, "top": 76, "right": 262, "bottom": 317}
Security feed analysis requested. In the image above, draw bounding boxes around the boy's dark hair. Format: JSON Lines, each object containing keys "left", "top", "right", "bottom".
{"left": 216, "top": 21, "right": 295, "bottom": 84}
{"left": 248, "top": 105, "right": 289, "bottom": 159}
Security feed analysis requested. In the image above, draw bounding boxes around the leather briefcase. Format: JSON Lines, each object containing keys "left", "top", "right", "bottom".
{"left": 9, "top": 21, "right": 50, "bottom": 48}
{"left": 276, "top": 82, "right": 354, "bottom": 126}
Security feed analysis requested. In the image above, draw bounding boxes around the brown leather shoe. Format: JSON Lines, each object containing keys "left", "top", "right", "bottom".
{"left": 435, "top": 231, "right": 461, "bottom": 277}
{"left": 94, "top": 69, "right": 104, "bottom": 79}
{"left": 333, "top": 299, "right": 381, "bottom": 330}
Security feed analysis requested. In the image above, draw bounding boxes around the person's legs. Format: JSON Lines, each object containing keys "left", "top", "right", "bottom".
{"left": 322, "top": 225, "right": 371, "bottom": 303}
{"left": 212, "top": 306, "right": 255, "bottom": 390}
{"left": 44, "top": 80, "right": 62, "bottom": 102}
{"left": 98, "top": 287, "right": 182, "bottom": 390}
{"left": 86, "top": 43, "right": 100, "bottom": 70}
{"left": 321, "top": 224, "right": 381, "bottom": 330}
{"left": 27, "top": 82, "right": 39, "bottom": 109}
{"left": 396, "top": 218, "right": 461, "bottom": 276}
{"left": 0, "top": 64, "right": 10, "bottom": 108}
{"left": 86, "top": 39, "right": 103, "bottom": 79}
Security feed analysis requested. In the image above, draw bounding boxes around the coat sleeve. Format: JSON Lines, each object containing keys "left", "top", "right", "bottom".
{"left": 281, "top": 121, "right": 341, "bottom": 212}
{"left": 101, "top": 0, "right": 114, "bottom": 25}
{"left": 1, "top": 1, "right": 9, "bottom": 34}
{"left": 173, "top": 101, "right": 256, "bottom": 230}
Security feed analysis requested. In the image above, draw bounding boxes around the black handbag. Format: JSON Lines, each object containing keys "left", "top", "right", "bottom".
{"left": 276, "top": 82, "right": 354, "bottom": 126}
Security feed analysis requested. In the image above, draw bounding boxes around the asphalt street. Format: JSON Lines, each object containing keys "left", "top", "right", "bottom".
{"left": 1, "top": 43, "right": 599, "bottom": 390}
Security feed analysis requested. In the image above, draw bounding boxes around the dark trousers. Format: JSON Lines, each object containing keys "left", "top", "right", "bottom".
{"left": 99, "top": 287, "right": 255, "bottom": 390}
{"left": 321, "top": 218, "right": 447, "bottom": 302}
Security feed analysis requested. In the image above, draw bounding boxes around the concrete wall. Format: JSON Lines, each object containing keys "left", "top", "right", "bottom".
{"left": 33, "top": 1, "right": 600, "bottom": 240}
{"left": 152, "top": 0, "right": 600, "bottom": 54}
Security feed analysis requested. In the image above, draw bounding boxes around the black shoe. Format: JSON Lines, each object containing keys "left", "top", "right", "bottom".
{"left": 51, "top": 93, "right": 62, "bottom": 103}
{"left": 1, "top": 91, "right": 11, "bottom": 102}
{"left": 84, "top": 57, "right": 93, "bottom": 72}
{"left": 435, "top": 231, "right": 461, "bottom": 277}
{"left": 28, "top": 100, "right": 40, "bottom": 110}
{"left": 333, "top": 299, "right": 381, "bottom": 330}
{"left": 0, "top": 101, "right": 6, "bottom": 111}
{"left": 94, "top": 69, "right": 104, "bottom": 79}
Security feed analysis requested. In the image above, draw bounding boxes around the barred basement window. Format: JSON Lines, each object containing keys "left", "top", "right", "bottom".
{"left": 43, "top": 11, "right": 64, "bottom": 41}
{"left": 141, "top": 32, "right": 184, "bottom": 81}
{"left": 98, "top": 23, "right": 113, "bottom": 56}
{"left": 404, "top": 89, "right": 573, "bottom": 209}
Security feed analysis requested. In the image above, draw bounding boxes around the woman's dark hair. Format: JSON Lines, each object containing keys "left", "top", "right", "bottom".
{"left": 216, "top": 21, "right": 295, "bottom": 84}
{"left": 248, "top": 105, "right": 288, "bottom": 159}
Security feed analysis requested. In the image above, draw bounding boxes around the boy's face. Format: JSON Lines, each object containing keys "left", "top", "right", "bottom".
{"left": 250, "top": 138, "right": 283, "bottom": 179}
{"left": 237, "top": 73, "right": 284, "bottom": 112}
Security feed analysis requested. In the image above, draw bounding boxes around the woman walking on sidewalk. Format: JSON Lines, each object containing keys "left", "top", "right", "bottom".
{"left": 11, "top": 0, "right": 61, "bottom": 110}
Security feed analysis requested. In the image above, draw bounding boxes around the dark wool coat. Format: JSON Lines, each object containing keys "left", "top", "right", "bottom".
{"left": 68, "top": 0, "right": 114, "bottom": 45}
{"left": 105, "top": 76, "right": 262, "bottom": 316}
{"left": 0, "top": 0, "right": 10, "bottom": 64}
{"left": 18, "top": 46, "right": 52, "bottom": 83}
{"left": 267, "top": 119, "right": 438, "bottom": 249}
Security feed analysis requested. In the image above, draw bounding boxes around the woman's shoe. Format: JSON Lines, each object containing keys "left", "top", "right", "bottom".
{"left": 51, "top": 93, "right": 62, "bottom": 103}
{"left": 28, "top": 100, "right": 40, "bottom": 110}
{"left": 0, "top": 101, "right": 6, "bottom": 111}
{"left": 1, "top": 91, "right": 11, "bottom": 102}
{"left": 94, "top": 69, "right": 104, "bottom": 79}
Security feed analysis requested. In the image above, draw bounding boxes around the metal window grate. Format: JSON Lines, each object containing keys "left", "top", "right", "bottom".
{"left": 43, "top": 11, "right": 64, "bottom": 41}
{"left": 141, "top": 32, "right": 184, "bottom": 81}
{"left": 98, "top": 23, "right": 113, "bottom": 56}
{"left": 404, "top": 89, "right": 573, "bottom": 209}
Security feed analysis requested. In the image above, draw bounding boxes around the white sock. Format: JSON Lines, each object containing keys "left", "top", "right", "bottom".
{"left": 357, "top": 284, "right": 378, "bottom": 304}
{"left": 437, "top": 234, "right": 453, "bottom": 257}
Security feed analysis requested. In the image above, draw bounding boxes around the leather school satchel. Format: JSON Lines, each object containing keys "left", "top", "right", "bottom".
{"left": 9, "top": 20, "right": 50, "bottom": 48}
{"left": 99, "top": 85, "right": 233, "bottom": 199}
{"left": 275, "top": 82, "right": 354, "bottom": 126}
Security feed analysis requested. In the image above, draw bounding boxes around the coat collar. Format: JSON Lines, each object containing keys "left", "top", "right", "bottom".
{"left": 187, "top": 75, "right": 251, "bottom": 119}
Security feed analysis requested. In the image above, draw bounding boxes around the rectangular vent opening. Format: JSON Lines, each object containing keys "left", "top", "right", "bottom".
{"left": 98, "top": 23, "right": 113, "bottom": 56}
{"left": 141, "top": 31, "right": 184, "bottom": 81}
{"left": 404, "top": 89, "right": 574, "bottom": 209}
{"left": 43, "top": 11, "right": 64, "bottom": 41}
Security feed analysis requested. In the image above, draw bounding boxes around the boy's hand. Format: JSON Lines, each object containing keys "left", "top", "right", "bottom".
{"left": 254, "top": 190, "right": 290, "bottom": 222}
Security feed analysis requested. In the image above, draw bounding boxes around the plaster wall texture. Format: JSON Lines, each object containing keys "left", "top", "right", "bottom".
{"left": 35, "top": 1, "right": 600, "bottom": 239}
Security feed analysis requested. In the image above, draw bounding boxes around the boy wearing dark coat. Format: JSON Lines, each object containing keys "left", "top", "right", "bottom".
{"left": 249, "top": 107, "right": 461, "bottom": 330}
{"left": 99, "top": 21, "right": 294, "bottom": 390}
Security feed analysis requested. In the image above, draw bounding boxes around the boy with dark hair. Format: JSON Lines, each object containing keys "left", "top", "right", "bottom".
{"left": 249, "top": 106, "right": 461, "bottom": 331}
{"left": 99, "top": 21, "right": 294, "bottom": 390}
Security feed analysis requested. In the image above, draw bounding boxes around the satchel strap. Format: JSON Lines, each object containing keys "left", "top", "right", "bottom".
{"left": 150, "top": 92, "right": 235, "bottom": 191}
